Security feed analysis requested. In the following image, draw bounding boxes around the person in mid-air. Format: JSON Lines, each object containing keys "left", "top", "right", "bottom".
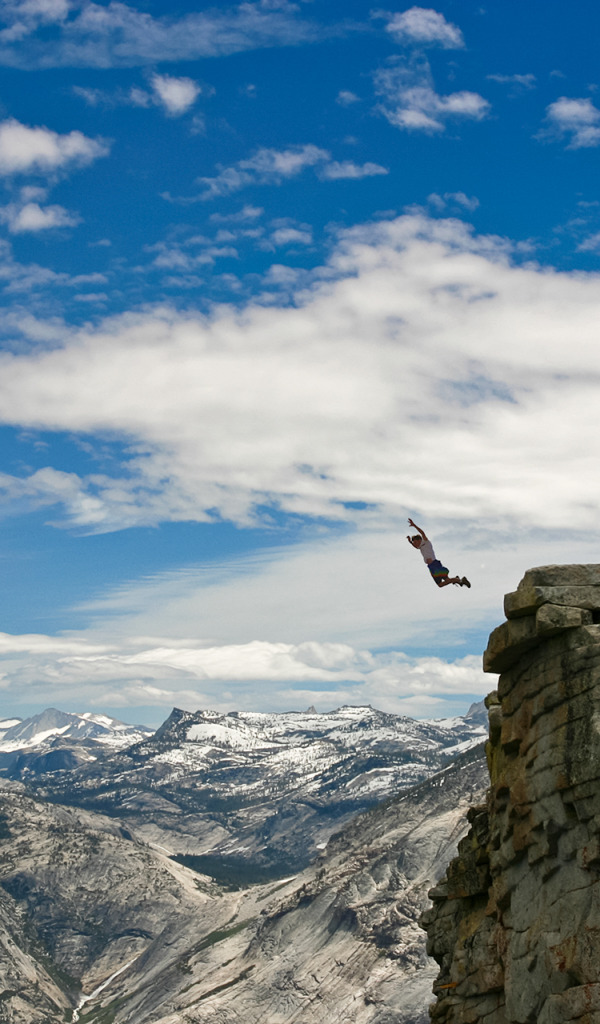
{"left": 407, "top": 518, "right": 470, "bottom": 588}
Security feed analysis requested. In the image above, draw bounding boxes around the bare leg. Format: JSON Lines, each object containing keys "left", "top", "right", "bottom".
{"left": 435, "top": 576, "right": 462, "bottom": 588}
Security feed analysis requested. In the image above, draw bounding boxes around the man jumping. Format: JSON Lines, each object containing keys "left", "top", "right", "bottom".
{"left": 407, "top": 518, "right": 470, "bottom": 588}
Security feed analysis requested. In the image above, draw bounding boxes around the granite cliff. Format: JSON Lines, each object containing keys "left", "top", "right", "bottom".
{"left": 422, "top": 564, "right": 600, "bottom": 1024}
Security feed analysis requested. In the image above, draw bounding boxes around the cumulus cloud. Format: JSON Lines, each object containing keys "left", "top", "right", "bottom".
{"left": 0, "top": 201, "right": 81, "bottom": 232}
{"left": 382, "top": 6, "right": 464, "bottom": 48}
{"left": 542, "top": 96, "right": 600, "bottom": 148}
{"left": 0, "top": 213, "right": 599, "bottom": 543}
{"left": 150, "top": 73, "right": 201, "bottom": 116}
{"left": 374, "top": 58, "right": 489, "bottom": 132}
{"left": 0, "top": 117, "right": 109, "bottom": 175}
{"left": 0, "top": 0, "right": 320, "bottom": 69}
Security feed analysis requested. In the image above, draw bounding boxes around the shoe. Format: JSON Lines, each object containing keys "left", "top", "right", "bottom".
{"left": 461, "top": 577, "right": 471, "bottom": 588}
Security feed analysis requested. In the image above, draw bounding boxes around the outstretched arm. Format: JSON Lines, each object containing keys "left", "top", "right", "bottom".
{"left": 407, "top": 517, "right": 428, "bottom": 541}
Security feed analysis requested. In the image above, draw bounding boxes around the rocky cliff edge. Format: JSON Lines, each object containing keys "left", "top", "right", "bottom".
{"left": 421, "top": 564, "right": 600, "bottom": 1024}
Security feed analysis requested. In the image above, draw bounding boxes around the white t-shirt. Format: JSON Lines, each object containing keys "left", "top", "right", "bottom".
{"left": 418, "top": 539, "right": 435, "bottom": 563}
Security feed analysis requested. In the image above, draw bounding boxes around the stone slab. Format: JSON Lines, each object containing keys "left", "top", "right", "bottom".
{"left": 483, "top": 618, "right": 539, "bottom": 674}
{"left": 483, "top": 607, "right": 586, "bottom": 674}
{"left": 535, "top": 603, "right": 586, "bottom": 636}
{"left": 504, "top": 585, "right": 600, "bottom": 620}
{"left": 516, "top": 564, "right": 600, "bottom": 589}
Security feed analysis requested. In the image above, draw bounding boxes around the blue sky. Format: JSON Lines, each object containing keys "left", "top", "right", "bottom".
{"left": 1, "top": 0, "right": 600, "bottom": 725}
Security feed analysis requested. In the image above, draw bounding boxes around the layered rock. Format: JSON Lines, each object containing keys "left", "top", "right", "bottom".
{"left": 421, "top": 564, "right": 600, "bottom": 1024}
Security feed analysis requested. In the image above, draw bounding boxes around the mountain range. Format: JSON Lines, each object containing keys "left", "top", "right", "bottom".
{"left": 2, "top": 703, "right": 488, "bottom": 883}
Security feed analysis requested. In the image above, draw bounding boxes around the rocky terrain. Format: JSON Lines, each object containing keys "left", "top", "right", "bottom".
{"left": 23, "top": 703, "right": 487, "bottom": 882}
{"left": 0, "top": 744, "right": 488, "bottom": 1023}
{"left": 422, "top": 564, "right": 600, "bottom": 1024}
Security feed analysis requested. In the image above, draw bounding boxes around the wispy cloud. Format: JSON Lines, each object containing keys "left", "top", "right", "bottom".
{"left": 576, "top": 230, "right": 600, "bottom": 252}
{"left": 336, "top": 90, "right": 360, "bottom": 106}
{"left": 374, "top": 58, "right": 489, "bottom": 133}
{"left": 0, "top": 0, "right": 70, "bottom": 43}
{"left": 0, "top": 624, "right": 490, "bottom": 718}
{"left": 209, "top": 204, "right": 264, "bottom": 224}
{"left": 542, "top": 96, "right": 600, "bottom": 148}
{"left": 195, "top": 148, "right": 388, "bottom": 201}
{"left": 381, "top": 6, "right": 465, "bottom": 49}
{"left": 428, "top": 191, "right": 479, "bottom": 212}
{"left": 0, "top": 0, "right": 322, "bottom": 69}
{"left": 196, "top": 145, "right": 328, "bottom": 199}
{"left": 319, "top": 160, "right": 388, "bottom": 180}
{"left": 75, "top": 73, "right": 204, "bottom": 117}
{"left": 487, "top": 73, "right": 536, "bottom": 90}
{"left": 269, "top": 225, "right": 313, "bottom": 247}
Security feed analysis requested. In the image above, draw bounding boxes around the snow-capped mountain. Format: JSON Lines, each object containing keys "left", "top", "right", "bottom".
{"left": 0, "top": 708, "right": 153, "bottom": 776}
{"left": 29, "top": 702, "right": 487, "bottom": 881}
{"left": 0, "top": 708, "right": 152, "bottom": 750}
{"left": 0, "top": 718, "right": 21, "bottom": 740}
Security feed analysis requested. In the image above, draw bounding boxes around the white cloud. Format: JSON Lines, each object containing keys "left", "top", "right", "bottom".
{"left": 0, "top": 118, "right": 109, "bottom": 175}
{"left": 0, "top": 0, "right": 320, "bottom": 68}
{"left": 487, "top": 73, "right": 536, "bottom": 90}
{"left": 127, "top": 85, "right": 152, "bottom": 107}
{"left": 149, "top": 74, "right": 201, "bottom": 115}
{"left": 543, "top": 96, "right": 600, "bottom": 148}
{"left": 336, "top": 90, "right": 360, "bottom": 106}
{"left": 0, "top": 0, "right": 70, "bottom": 42}
{"left": 0, "top": 624, "right": 491, "bottom": 718}
{"left": 577, "top": 231, "right": 600, "bottom": 252}
{"left": 6, "top": 510, "right": 599, "bottom": 718}
{"left": 197, "top": 144, "right": 330, "bottom": 198}
{"left": 72, "top": 84, "right": 106, "bottom": 106}
{"left": 383, "top": 7, "right": 464, "bottom": 49}
{"left": 147, "top": 239, "right": 238, "bottom": 271}
{"left": 74, "top": 76, "right": 202, "bottom": 116}
{"left": 0, "top": 213, "right": 600, "bottom": 544}
{"left": 320, "top": 160, "right": 389, "bottom": 180}
{"left": 209, "top": 204, "right": 264, "bottom": 224}
{"left": 0, "top": 201, "right": 81, "bottom": 232}
{"left": 428, "top": 191, "right": 479, "bottom": 212}
{"left": 196, "top": 147, "right": 388, "bottom": 199}
{"left": 270, "top": 226, "right": 313, "bottom": 246}
{"left": 375, "top": 59, "right": 489, "bottom": 133}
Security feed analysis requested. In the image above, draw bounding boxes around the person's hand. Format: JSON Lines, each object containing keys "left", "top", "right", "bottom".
{"left": 408, "top": 517, "right": 416, "bottom": 527}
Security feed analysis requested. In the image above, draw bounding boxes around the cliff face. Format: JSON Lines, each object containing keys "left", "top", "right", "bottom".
{"left": 421, "top": 564, "right": 600, "bottom": 1024}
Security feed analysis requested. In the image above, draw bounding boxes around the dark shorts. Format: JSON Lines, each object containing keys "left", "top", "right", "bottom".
{"left": 428, "top": 559, "right": 449, "bottom": 579}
